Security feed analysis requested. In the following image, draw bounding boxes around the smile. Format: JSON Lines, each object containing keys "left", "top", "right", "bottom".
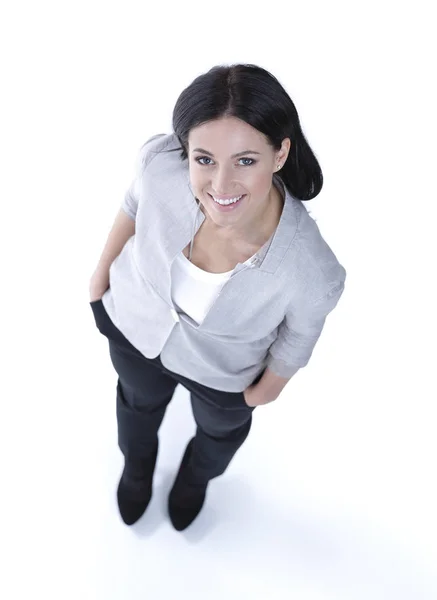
{"left": 210, "top": 194, "right": 245, "bottom": 206}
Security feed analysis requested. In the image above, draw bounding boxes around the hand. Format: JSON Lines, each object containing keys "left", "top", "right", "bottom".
{"left": 243, "top": 384, "right": 264, "bottom": 407}
{"left": 243, "top": 383, "right": 279, "bottom": 407}
{"left": 89, "top": 268, "right": 110, "bottom": 303}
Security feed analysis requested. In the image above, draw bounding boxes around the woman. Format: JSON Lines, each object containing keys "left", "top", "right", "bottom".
{"left": 89, "top": 63, "right": 347, "bottom": 531}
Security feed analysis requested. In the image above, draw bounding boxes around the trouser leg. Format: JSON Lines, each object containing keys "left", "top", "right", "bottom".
{"left": 162, "top": 368, "right": 265, "bottom": 486}
{"left": 166, "top": 383, "right": 257, "bottom": 531}
{"left": 108, "top": 340, "right": 178, "bottom": 461}
{"left": 189, "top": 393, "right": 254, "bottom": 484}
{"left": 90, "top": 298, "right": 178, "bottom": 461}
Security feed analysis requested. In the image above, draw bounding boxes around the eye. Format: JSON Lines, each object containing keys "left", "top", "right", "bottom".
{"left": 195, "top": 156, "right": 213, "bottom": 166}
{"left": 194, "top": 156, "right": 257, "bottom": 166}
{"left": 240, "top": 157, "right": 256, "bottom": 166}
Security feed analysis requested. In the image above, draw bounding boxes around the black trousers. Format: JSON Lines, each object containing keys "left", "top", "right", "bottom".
{"left": 90, "top": 299, "right": 263, "bottom": 485}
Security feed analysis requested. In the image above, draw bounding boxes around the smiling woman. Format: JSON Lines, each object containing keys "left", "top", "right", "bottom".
{"left": 89, "top": 63, "right": 347, "bottom": 532}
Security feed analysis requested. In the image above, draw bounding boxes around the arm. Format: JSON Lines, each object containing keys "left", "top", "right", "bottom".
{"left": 96, "top": 133, "right": 168, "bottom": 260}
{"left": 89, "top": 208, "right": 135, "bottom": 300}
{"left": 94, "top": 207, "right": 136, "bottom": 273}
{"left": 89, "top": 134, "right": 166, "bottom": 299}
{"left": 91, "top": 141, "right": 145, "bottom": 275}
{"left": 245, "top": 280, "right": 346, "bottom": 406}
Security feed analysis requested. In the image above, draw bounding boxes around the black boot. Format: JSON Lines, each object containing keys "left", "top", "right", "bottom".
{"left": 117, "top": 441, "right": 159, "bottom": 526}
{"left": 168, "top": 438, "right": 208, "bottom": 531}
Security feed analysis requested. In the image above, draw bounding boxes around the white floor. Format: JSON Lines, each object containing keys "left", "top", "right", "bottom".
{"left": 4, "top": 307, "right": 434, "bottom": 600}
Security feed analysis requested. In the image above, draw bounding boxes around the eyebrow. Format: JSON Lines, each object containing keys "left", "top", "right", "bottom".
{"left": 192, "top": 148, "right": 262, "bottom": 158}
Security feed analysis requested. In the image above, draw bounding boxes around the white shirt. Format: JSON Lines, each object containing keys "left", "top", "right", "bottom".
{"left": 170, "top": 251, "right": 253, "bottom": 325}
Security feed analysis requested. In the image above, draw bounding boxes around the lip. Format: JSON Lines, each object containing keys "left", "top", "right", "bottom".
{"left": 208, "top": 193, "right": 246, "bottom": 212}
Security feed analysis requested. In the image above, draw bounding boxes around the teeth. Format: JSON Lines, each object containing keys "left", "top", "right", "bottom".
{"left": 212, "top": 195, "right": 243, "bottom": 206}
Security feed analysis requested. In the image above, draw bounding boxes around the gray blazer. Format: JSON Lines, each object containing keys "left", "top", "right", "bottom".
{"left": 101, "top": 133, "right": 347, "bottom": 392}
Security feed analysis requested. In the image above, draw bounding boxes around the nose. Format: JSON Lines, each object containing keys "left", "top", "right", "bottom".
{"left": 211, "top": 164, "right": 235, "bottom": 195}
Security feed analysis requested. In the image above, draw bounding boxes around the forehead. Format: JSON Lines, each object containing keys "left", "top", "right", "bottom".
{"left": 187, "top": 117, "right": 268, "bottom": 150}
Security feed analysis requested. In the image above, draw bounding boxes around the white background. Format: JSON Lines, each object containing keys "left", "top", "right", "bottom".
{"left": 1, "top": 1, "right": 436, "bottom": 598}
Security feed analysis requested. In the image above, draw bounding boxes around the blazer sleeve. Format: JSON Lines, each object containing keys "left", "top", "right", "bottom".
{"left": 121, "top": 133, "right": 167, "bottom": 221}
{"left": 266, "top": 280, "right": 346, "bottom": 378}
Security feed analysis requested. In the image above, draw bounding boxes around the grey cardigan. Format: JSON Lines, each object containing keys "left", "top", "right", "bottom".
{"left": 101, "top": 133, "right": 347, "bottom": 392}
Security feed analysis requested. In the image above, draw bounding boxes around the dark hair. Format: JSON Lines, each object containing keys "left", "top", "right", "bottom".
{"left": 169, "top": 63, "right": 323, "bottom": 201}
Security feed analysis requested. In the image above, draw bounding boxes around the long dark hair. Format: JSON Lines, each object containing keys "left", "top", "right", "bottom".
{"left": 168, "top": 63, "right": 323, "bottom": 201}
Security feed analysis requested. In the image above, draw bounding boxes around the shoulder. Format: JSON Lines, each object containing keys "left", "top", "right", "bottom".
{"left": 133, "top": 133, "right": 194, "bottom": 219}
{"left": 284, "top": 199, "right": 347, "bottom": 302}
{"left": 137, "top": 133, "right": 180, "bottom": 172}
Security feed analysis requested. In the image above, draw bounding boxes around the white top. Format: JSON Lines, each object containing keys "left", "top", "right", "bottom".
{"left": 170, "top": 251, "right": 253, "bottom": 325}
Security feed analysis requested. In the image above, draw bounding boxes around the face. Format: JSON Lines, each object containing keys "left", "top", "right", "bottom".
{"left": 187, "top": 117, "right": 290, "bottom": 230}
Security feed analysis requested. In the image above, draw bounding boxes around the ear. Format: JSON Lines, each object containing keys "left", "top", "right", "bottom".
{"left": 278, "top": 137, "right": 291, "bottom": 163}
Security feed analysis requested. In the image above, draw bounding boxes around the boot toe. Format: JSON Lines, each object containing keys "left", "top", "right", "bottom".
{"left": 117, "top": 478, "right": 152, "bottom": 525}
{"left": 168, "top": 488, "right": 207, "bottom": 531}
